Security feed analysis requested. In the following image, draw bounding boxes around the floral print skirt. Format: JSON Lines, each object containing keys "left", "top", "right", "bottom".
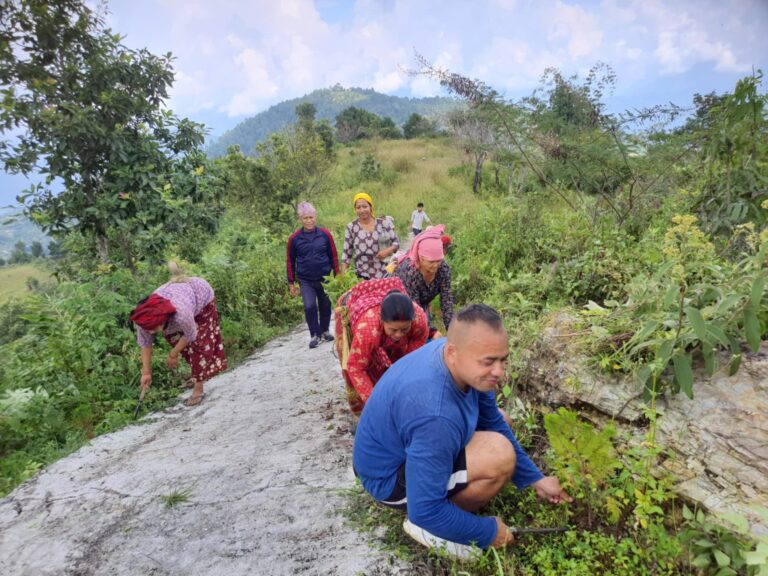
{"left": 165, "top": 299, "right": 227, "bottom": 382}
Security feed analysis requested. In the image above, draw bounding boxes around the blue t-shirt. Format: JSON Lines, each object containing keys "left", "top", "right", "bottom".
{"left": 352, "top": 338, "right": 544, "bottom": 548}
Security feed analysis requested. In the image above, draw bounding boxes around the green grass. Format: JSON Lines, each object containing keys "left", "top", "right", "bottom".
{"left": 0, "top": 263, "right": 51, "bottom": 302}
{"left": 159, "top": 487, "right": 193, "bottom": 508}
{"left": 314, "top": 138, "right": 484, "bottom": 243}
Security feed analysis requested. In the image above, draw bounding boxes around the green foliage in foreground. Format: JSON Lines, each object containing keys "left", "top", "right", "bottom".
{"left": 345, "top": 409, "right": 768, "bottom": 575}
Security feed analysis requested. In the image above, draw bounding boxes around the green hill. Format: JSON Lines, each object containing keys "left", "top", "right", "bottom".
{"left": 206, "top": 85, "right": 463, "bottom": 158}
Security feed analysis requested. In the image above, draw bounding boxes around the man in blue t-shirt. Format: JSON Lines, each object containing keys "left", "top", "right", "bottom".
{"left": 353, "top": 304, "right": 571, "bottom": 554}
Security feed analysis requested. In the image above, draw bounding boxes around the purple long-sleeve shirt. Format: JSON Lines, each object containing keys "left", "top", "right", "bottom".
{"left": 136, "top": 277, "right": 214, "bottom": 348}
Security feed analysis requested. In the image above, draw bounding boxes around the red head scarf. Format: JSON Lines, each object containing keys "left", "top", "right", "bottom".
{"left": 348, "top": 277, "right": 408, "bottom": 327}
{"left": 129, "top": 294, "right": 177, "bottom": 330}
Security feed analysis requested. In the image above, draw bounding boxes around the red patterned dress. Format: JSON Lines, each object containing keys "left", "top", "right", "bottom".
{"left": 335, "top": 277, "right": 428, "bottom": 414}
{"left": 137, "top": 278, "right": 227, "bottom": 383}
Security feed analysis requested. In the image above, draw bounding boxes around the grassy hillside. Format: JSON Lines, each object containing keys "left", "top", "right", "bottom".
{"left": 206, "top": 86, "right": 463, "bottom": 158}
{"left": 317, "top": 137, "right": 479, "bottom": 238}
{"left": 0, "top": 264, "right": 50, "bottom": 302}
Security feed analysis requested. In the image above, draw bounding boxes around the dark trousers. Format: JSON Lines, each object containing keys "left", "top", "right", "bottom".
{"left": 299, "top": 279, "right": 331, "bottom": 337}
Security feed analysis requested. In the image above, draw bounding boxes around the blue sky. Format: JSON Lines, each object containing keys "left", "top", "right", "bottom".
{"left": 1, "top": 0, "right": 767, "bottom": 206}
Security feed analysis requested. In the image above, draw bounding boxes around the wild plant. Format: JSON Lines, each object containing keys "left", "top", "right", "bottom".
{"left": 681, "top": 505, "right": 768, "bottom": 575}
{"left": 159, "top": 486, "right": 193, "bottom": 508}
{"left": 589, "top": 211, "right": 766, "bottom": 401}
{"left": 543, "top": 407, "right": 621, "bottom": 527}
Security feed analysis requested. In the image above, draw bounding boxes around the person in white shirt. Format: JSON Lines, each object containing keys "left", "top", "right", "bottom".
{"left": 410, "top": 202, "right": 431, "bottom": 236}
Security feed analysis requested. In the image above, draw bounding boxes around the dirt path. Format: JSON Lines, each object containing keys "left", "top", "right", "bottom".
{"left": 0, "top": 324, "right": 409, "bottom": 576}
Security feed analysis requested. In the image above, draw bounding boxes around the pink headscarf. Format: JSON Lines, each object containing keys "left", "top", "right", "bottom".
{"left": 297, "top": 201, "right": 316, "bottom": 217}
{"left": 407, "top": 224, "right": 445, "bottom": 267}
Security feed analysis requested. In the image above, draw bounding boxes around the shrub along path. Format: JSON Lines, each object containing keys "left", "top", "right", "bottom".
{"left": 0, "top": 323, "right": 409, "bottom": 576}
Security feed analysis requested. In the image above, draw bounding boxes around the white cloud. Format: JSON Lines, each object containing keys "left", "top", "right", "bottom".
{"left": 600, "top": 0, "right": 637, "bottom": 25}
{"left": 409, "top": 47, "right": 463, "bottom": 97}
{"left": 104, "top": 0, "right": 767, "bottom": 128}
{"left": 612, "top": 40, "right": 644, "bottom": 61}
{"left": 410, "top": 75, "right": 442, "bottom": 98}
{"left": 491, "top": 0, "right": 518, "bottom": 9}
{"left": 171, "top": 69, "right": 216, "bottom": 113}
{"left": 225, "top": 49, "right": 279, "bottom": 116}
{"left": 373, "top": 71, "right": 404, "bottom": 92}
{"left": 549, "top": 1, "right": 603, "bottom": 59}
{"left": 282, "top": 35, "right": 316, "bottom": 91}
{"left": 472, "top": 37, "right": 562, "bottom": 93}
{"left": 636, "top": 0, "right": 753, "bottom": 74}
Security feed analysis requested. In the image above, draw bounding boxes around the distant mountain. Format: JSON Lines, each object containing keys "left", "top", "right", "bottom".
{"left": 206, "top": 85, "right": 463, "bottom": 158}
{"left": 0, "top": 207, "right": 50, "bottom": 258}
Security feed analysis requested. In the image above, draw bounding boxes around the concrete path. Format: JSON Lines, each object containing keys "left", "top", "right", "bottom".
{"left": 0, "top": 325, "right": 409, "bottom": 576}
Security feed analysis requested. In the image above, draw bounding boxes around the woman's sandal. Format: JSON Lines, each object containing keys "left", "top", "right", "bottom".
{"left": 185, "top": 393, "right": 205, "bottom": 407}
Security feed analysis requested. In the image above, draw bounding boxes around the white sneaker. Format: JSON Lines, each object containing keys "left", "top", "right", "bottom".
{"left": 402, "top": 519, "right": 480, "bottom": 560}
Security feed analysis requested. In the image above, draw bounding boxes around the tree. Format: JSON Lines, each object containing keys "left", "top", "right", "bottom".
{"left": 378, "top": 116, "right": 402, "bottom": 139}
{"left": 9, "top": 241, "right": 30, "bottom": 264}
{"left": 403, "top": 113, "right": 437, "bottom": 138}
{"left": 47, "top": 239, "right": 64, "bottom": 259}
{"left": 296, "top": 102, "right": 317, "bottom": 132}
{"left": 447, "top": 109, "right": 496, "bottom": 193}
{"left": 218, "top": 145, "right": 275, "bottom": 213}
{"left": 314, "top": 120, "right": 335, "bottom": 156}
{"left": 295, "top": 103, "right": 334, "bottom": 156}
{"left": 0, "top": 0, "right": 223, "bottom": 271}
{"left": 694, "top": 72, "right": 768, "bottom": 235}
{"left": 30, "top": 241, "right": 44, "bottom": 258}
{"left": 335, "top": 106, "right": 383, "bottom": 142}
{"left": 255, "top": 125, "right": 333, "bottom": 224}
{"left": 0, "top": 257, "right": 6, "bottom": 267}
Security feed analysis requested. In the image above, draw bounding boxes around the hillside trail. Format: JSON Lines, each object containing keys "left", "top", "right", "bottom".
{"left": 0, "top": 322, "right": 414, "bottom": 576}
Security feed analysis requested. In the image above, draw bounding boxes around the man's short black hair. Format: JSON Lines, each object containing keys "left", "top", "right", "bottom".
{"left": 454, "top": 303, "right": 503, "bottom": 331}
{"left": 417, "top": 202, "right": 424, "bottom": 207}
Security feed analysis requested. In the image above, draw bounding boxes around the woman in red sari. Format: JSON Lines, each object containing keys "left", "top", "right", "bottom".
{"left": 335, "top": 277, "right": 429, "bottom": 414}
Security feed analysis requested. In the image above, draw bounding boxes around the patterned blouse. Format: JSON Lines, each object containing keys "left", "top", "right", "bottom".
{"left": 395, "top": 257, "right": 455, "bottom": 328}
{"left": 342, "top": 217, "right": 400, "bottom": 280}
{"left": 136, "top": 277, "right": 215, "bottom": 348}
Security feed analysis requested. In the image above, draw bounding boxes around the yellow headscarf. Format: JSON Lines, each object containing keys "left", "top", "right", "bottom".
{"left": 352, "top": 192, "right": 374, "bottom": 216}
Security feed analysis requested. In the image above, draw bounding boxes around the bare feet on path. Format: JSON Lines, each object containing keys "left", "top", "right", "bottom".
{"left": 0, "top": 324, "right": 410, "bottom": 576}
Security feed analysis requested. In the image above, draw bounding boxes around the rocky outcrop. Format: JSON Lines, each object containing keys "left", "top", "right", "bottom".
{"left": 519, "top": 312, "right": 768, "bottom": 537}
